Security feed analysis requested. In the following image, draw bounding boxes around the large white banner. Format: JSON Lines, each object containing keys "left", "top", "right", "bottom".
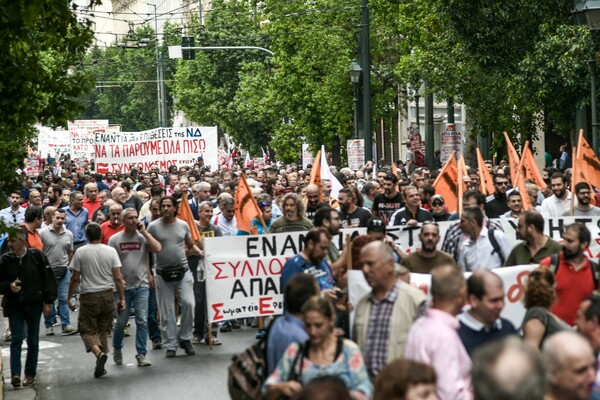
{"left": 386, "top": 216, "right": 600, "bottom": 259}
{"left": 94, "top": 126, "right": 218, "bottom": 174}
{"left": 348, "top": 264, "right": 535, "bottom": 335}
{"left": 203, "top": 216, "right": 600, "bottom": 323}
{"left": 204, "top": 229, "right": 362, "bottom": 323}
{"left": 37, "top": 128, "right": 71, "bottom": 157}
{"left": 68, "top": 119, "right": 110, "bottom": 163}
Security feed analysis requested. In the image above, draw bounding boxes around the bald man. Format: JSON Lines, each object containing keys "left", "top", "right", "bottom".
{"left": 353, "top": 241, "right": 426, "bottom": 379}
{"left": 543, "top": 331, "right": 596, "bottom": 400}
{"left": 458, "top": 270, "right": 516, "bottom": 356}
{"left": 305, "top": 184, "right": 327, "bottom": 221}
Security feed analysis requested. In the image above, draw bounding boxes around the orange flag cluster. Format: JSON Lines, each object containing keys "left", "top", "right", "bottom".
{"left": 476, "top": 148, "right": 494, "bottom": 195}
{"left": 575, "top": 129, "right": 600, "bottom": 190}
{"left": 432, "top": 151, "right": 460, "bottom": 213}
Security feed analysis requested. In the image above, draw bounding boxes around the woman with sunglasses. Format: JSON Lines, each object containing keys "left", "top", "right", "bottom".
{"left": 430, "top": 195, "right": 450, "bottom": 222}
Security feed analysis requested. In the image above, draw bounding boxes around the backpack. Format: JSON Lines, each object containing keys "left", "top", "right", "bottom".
{"left": 228, "top": 317, "right": 279, "bottom": 400}
{"left": 548, "top": 253, "right": 600, "bottom": 287}
{"left": 487, "top": 228, "right": 505, "bottom": 266}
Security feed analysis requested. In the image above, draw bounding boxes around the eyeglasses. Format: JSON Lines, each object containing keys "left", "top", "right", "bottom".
{"left": 369, "top": 219, "right": 384, "bottom": 226}
{"left": 432, "top": 201, "right": 444, "bottom": 206}
{"left": 495, "top": 182, "right": 509, "bottom": 186}
{"left": 260, "top": 201, "right": 271, "bottom": 207}
{"left": 422, "top": 220, "right": 439, "bottom": 227}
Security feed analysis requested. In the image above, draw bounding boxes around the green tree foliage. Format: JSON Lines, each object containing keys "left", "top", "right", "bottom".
{"left": 0, "top": 1, "right": 96, "bottom": 195}
{"left": 77, "top": 25, "right": 172, "bottom": 131}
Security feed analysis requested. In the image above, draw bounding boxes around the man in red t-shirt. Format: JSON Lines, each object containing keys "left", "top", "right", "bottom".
{"left": 100, "top": 204, "right": 124, "bottom": 245}
{"left": 83, "top": 182, "right": 102, "bottom": 221}
{"left": 539, "top": 223, "right": 596, "bottom": 326}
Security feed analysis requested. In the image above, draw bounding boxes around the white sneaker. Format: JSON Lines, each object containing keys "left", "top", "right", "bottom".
{"left": 46, "top": 327, "right": 54, "bottom": 336}
{"left": 136, "top": 355, "right": 151, "bottom": 367}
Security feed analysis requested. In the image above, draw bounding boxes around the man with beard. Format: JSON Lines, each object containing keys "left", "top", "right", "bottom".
{"left": 280, "top": 228, "right": 336, "bottom": 294}
{"left": 539, "top": 223, "right": 598, "bottom": 326}
{"left": 402, "top": 222, "right": 456, "bottom": 274}
{"left": 0, "top": 192, "right": 25, "bottom": 227}
{"left": 540, "top": 173, "right": 572, "bottom": 218}
{"left": 389, "top": 186, "right": 433, "bottom": 226}
{"left": 500, "top": 191, "right": 524, "bottom": 221}
{"left": 485, "top": 174, "right": 511, "bottom": 218}
{"left": 305, "top": 183, "right": 328, "bottom": 221}
{"left": 562, "top": 182, "right": 600, "bottom": 216}
{"left": 505, "top": 211, "right": 562, "bottom": 266}
{"left": 457, "top": 270, "right": 516, "bottom": 356}
{"left": 271, "top": 193, "right": 313, "bottom": 233}
{"left": 372, "top": 174, "right": 403, "bottom": 225}
{"left": 337, "top": 188, "right": 371, "bottom": 228}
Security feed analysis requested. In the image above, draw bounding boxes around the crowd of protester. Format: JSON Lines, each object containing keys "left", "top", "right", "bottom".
{"left": 1, "top": 150, "right": 600, "bottom": 400}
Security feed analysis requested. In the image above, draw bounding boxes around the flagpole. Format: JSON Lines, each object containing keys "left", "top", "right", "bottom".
{"left": 570, "top": 146, "right": 577, "bottom": 216}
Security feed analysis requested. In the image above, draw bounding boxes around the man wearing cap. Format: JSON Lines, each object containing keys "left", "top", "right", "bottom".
{"left": 430, "top": 195, "right": 450, "bottom": 221}
{"left": 402, "top": 222, "right": 456, "bottom": 274}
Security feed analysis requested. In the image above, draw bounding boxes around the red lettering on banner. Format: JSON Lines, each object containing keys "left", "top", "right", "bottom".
{"left": 213, "top": 262, "right": 227, "bottom": 279}
{"left": 241, "top": 260, "right": 254, "bottom": 276}
{"left": 269, "top": 258, "right": 283, "bottom": 275}
{"left": 256, "top": 259, "right": 268, "bottom": 276}
{"left": 507, "top": 271, "right": 530, "bottom": 303}
{"left": 259, "top": 297, "right": 274, "bottom": 315}
{"left": 229, "top": 261, "right": 241, "bottom": 277}
{"left": 212, "top": 303, "right": 224, "bottom": 321}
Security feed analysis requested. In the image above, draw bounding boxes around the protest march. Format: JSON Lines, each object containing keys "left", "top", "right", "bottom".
{"left": 6, "top": 122, "right": 600, "bottom": 400}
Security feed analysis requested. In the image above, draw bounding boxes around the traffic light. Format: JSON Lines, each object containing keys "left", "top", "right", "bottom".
{"left": 182, "top": 36, "right": 195, "bottom": 60}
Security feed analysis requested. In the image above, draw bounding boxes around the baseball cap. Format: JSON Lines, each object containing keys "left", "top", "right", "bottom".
{"left": 367, "top": 218, "right": 386, "bottom": 233}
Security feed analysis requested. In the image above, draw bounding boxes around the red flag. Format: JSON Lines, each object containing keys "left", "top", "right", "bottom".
{"left": 177, "top": 192, "right": 200, "bottom": 242}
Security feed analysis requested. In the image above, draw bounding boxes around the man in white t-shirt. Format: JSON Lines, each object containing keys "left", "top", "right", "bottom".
{"left": 67, "top": 222, "right": 125, "bottom": 379}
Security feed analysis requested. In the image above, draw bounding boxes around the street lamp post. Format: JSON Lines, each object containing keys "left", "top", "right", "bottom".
{"left": 147, "top": 3, "right": 166, "bottom": 127}
{"left": 360, "top": 0, "right": 373, "bottom": 161}
{"left": 574, "top": 0, "right": 600, "bottom": 154}
{"left": 349, "top": 60, "right": 362, "bottom": 139}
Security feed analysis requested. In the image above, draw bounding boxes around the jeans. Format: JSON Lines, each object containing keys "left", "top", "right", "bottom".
{"left": 44, "top": 270, "right": 71, "bottom": 329}
{"left": 9, "top": 304, "right": 43, "bottom": 378}
{"left": 113, "top": 288, "right": 149, "bottom": 356}
{"left": 148, "top": 287, "right": 160, "bottom": 341}
{"left": 155, "top": 271, "right": 194, "bottom": 351}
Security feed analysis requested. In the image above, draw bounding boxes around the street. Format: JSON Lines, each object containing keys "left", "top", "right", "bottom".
{"left": 1, "top": 316, "right": 254, "bottom": 400}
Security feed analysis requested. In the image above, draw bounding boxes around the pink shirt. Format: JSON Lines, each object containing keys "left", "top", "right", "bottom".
{"left": 405, "top": 308, "right": 473, "bottom": 400}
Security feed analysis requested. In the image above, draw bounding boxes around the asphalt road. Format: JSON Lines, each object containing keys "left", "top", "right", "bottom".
{"left": 1, "top": 315, "right": 255, "bottom": 400}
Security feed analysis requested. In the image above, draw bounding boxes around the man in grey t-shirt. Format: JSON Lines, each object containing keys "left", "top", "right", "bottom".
{"left": 109, "top": 208, "right": 162, "bottom": 367}
{"left": 561, "top": 182, "right": 600, "bottom": 217}
{"left": 147, "top": 196, "right": 201, "bottom": 358}
{"left": 39, "top": 208, "right": 76, "bottom": 336}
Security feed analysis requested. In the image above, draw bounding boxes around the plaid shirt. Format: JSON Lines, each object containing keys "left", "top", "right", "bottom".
{"left": 441, "top": 218, "right": 503, "bottom": 261}
{"left": 363, "top": 281, "right": 401, "bottom": 379}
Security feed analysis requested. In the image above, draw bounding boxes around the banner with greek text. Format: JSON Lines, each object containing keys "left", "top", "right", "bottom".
{"left": 348, "top": 264, "right": 535, "bottom": 335}
{"left": 204, "top": 229, "right": 363, "bottom": 323}
{"left": 94, "top": 126, "right": 218, "bottom": 174}
{"left": 386, "top": 216, "right": 600, "bottom": 259}
{"left": 37, "top": 127, "right": 71, "bottom": 157}
{"left": 68, "top": 119, "right": 110, "bottom": 165}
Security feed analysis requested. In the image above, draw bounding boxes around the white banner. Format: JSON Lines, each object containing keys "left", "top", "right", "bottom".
{"left": 94, "top": 126, "right": 218, "bottom": 174}
{"left": 386, "top": 216, "right": 600, "bottom": 259}
{"left": 302, "top": 144, "right": 315, "bottom": 170}
{"left": 348, "top": 264, "right": 535, "bottom": 334}
{"left": 347, "top": 139, "right": 365, "bottom": 170}
{"left": 440, "top": 123, "right": 462, "bottom": 165}
{"left": 204, "top": 229, "right": 362, "bottom": 323}
{"left": 37, "top": 128, "right": 70, "bottom": 157}
{"left": 68, "top": 120, "right": 110, "bottom": 164}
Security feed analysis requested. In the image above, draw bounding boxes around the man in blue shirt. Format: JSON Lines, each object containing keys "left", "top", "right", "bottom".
{"left": 63, "top": 191, "right": 88, "bottom": 251}
{"left": 458, "top": 270, "right": 516, "bottom": 356}
{"left": 280, "top": 228, "right": 335, "bottom": 293}
{"left": 266, "top": 273, "right": 318, "bottom": 375}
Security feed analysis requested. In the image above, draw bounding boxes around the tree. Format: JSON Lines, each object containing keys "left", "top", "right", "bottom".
{"left": 0, "top": 1, "right": 96, "bottom": 197}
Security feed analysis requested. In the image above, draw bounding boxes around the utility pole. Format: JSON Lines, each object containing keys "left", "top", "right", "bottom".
{"left": 148, "top": 3, "right": 164, "bottom": 127}
{"left": 360, "top": 0, "right": 372, "bottom": 162}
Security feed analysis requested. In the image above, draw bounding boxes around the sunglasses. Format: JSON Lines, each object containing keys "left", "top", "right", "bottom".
{"left": 432, "top": 201, "right": 444, "bottom": 206}
{"left": 260, "top": 201, "right": 271, "bottom": 207}
{"left": 369, "top": 219, "right": 384, "bottom": 226}
{"left": 422, "top": 220, "right": 439, "bottom": 227}
{"left": 496, "top": 182, "right": 509, "bottom": 186}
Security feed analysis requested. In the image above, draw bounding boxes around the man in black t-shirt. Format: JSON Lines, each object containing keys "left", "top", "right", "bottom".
{"left": 372, "top": 174, "right": 403, "bottom": 225}
{"left": 338, "top": 188, "right": 371, "bottom": 228}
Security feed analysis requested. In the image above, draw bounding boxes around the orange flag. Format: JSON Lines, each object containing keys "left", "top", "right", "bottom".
{"left": 514, "top": 141, "right": 533, "bottom": 211}
{"left": 177, "top": 192, "right": 200, "bottom": 242}
{"left": 235, "top": 174, "right": 263, "bottom": 234}
{"left": 503, "top": 132, "right": 520, "bottom": 184}
{"left": 433, "top": 151, "right": 459, "bottom": 213}
{"left": 520, "top": 144, "right": 547, "bottom": 190}
{"left": 392, "top": 163, "right": 399, "bottom": 177}
{"left": 476, "top": 148, "right": 494, "bottom": 195}
{"left": 576, "top": 130, "right": 600, "bottom": 190}
{"left": 308, "top": 149, "right": 323, "bottom": 203}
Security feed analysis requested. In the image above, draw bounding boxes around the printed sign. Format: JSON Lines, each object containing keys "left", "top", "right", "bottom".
{"left": 302, "top": 144, "right": 315, "bottom": 170}
{"left": 440, "top": 123, "right": 462, "bottom": 165}
{"left": 347, "top": 139, "right": 365, "bottom": 170}
{"left": 94, "top": 126, "right": 218, "bottom": 174}
{"left": 37, "top": 128, "right": 71, "bottom": 157}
